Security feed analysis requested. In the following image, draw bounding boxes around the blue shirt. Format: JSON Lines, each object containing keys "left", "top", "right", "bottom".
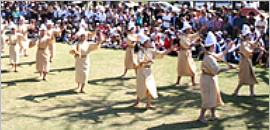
{"left": 215, "top": 43, "right": 221, "bottom": 53}
{"left": 19, "top": 11, "right": 25, "bottom": 17}
{"left": 233, "top": 18, "right": 244, "bottom": 29}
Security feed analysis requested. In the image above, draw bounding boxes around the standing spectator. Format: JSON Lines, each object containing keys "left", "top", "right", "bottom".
{"left": 162, "top": 10, "right": 171, "bottom": 31}
{"left": 198, "top": 12, "right": 207, "bottom": 29}
{"left": 255, "top": 14, "right": 267, "bottom": 33}
{"left": 171, "top": 12, "right": 179, "bottom": 28}
{"left": 12, "top": 8, "right": 20, "bottom": 23}
{"left": 206, "top": 13, "right": 214, "bottom": 31}
{"left": 246, "top": 12, "right": 256, "bottom": 27}
{"left": 143, "top": 8, "right": 151, "bottom": 26}
{"left": 213, "top": 13, "right": 223, "bottom": 31}
{"left": 222, "top": 16, "right": 233, "bottom": 36}
{"left": 233, "top": 13, "right": 244, "bottom": 38}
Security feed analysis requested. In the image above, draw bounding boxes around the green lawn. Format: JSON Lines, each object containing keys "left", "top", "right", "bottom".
{"left": 1, "top": 42, "right": 269, "bottom": 130}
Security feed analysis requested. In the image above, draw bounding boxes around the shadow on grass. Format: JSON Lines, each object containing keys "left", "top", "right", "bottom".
{"left": 1, "top": 78, "right": 40, "bottom": 89}
{"left": 1, "top": 55, "right": 9, "bottom": 58}
{"left": 49, "top": 67, "right": 75, "bottom": 73}
{"left": 206, "top": 92, "right": 269, "bottom": 129}
{"left": 147, "top": 120, "right": 208, "bottom": 130}
{"left": 88, "top": 76, "right": 135, "bottom": 87}
{"left": 18, "top": 89, "right": 78, "bottom": 103}
{"left": 1, "top": 69, "right": 10, "bottom": 74}
{"left": 18, "top": 61, "right": 36, "bottom": 66}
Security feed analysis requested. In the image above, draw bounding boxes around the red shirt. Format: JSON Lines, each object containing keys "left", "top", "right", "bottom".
{"left": 164, "top": 37, "right": 172, "bottom": 49}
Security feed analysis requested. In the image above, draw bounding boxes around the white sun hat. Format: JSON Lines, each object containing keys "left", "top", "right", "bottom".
{"left": 205, "top": 31, "right": 217, "bottom": 47}
{"left": 39, "top": 24, "right": 47, "bottom": 31}
{"left": 181, "top": 22, "right": 192, "bottom": 31}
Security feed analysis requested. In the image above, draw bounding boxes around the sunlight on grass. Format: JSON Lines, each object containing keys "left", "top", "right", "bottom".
{"left": 1, "top": 42, "right": 269, "bottom": 130}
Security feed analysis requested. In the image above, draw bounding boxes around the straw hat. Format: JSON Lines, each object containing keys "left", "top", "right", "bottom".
{"left": 205, "top": 31, "right": 217, "bottom": 47}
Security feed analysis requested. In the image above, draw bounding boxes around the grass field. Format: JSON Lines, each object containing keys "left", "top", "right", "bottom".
{"left": 1, "top": 42, "right": 269, "bottom": 130}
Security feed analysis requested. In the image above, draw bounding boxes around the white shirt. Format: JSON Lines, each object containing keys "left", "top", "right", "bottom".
{"left": 99, "top": 13, "right": 106, "bottom": 21}
{"left": 255, "top": 20, "right": 267, "bottom": 32}
{"left": 162, "top": 15, "right": 171, "bottom": 28}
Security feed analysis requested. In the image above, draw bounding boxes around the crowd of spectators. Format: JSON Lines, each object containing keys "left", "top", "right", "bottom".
{"left": 1, "top": 1, "right": 269, "bottom": 67}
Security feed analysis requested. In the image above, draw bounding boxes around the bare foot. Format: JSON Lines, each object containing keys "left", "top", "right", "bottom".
{"left": 232, "top": 92, "right": 241, "bottom": 96}
{"left": 133, "top": 103, "right": 141, "bottom": 107}
{"left": 192, "top": 82, "right": 199, "bottom": 86}
{"left": 146, "top": 105, "right": 156, "bottom": 109}
{"left": 121, "top": 74, "right": 127, "bottom": 78}
{"left": 15, "top": 70, "right": 18, "bottom": 72}
{"left": 210, "top": 115, "right": 219, "bottom": 121}
{"left": 43, "top": 77, "right": 47, "bottom": 81}
{"left": 25, "top": 54, "right": 28, "bottom": 57}
{"left": 250, "top": 94, "right": 256, "bottom": 97}
{"left": 198, "top": 117, "right": 208, "bottom": 124}
{"left": 80, "top": 90, "right": 86, "bottom": 93}
{"left": 178, "top": 83, "right": 184, "bottom": 86}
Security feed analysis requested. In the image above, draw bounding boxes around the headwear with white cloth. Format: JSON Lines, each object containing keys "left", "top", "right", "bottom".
{"left": 140, "top": 34, "right": 150, "bottom": 44}
{"left": 19, "top": 16, "right": 25, "bottom": 22}
{"left": 47, "top": 20, "right": 54, "bottom": 25}
{"left": 181, "top": 22, "right": 192, "bottom": 31}
{"left": 242, "top": 24, "right": 251, "bottom": 36}
{"left": 10, "top": 23, "right": 17, "bottom": 30}
{"left": 205, "top": 31, "right": 217, "bottom": 47}
{"left": 80, "top": 19, "right": 87, "bottom": 28}
{"left": 39, "top": 24, "right": 47, "bottom": 31}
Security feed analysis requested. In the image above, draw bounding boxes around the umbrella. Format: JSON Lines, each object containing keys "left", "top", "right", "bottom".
{"left": 240, "top": 7, "right": 260, "bottom": 16}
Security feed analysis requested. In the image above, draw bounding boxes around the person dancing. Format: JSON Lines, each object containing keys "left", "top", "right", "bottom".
{"left": 134, "top": 35, "right": 173, "bottom": 109}
{"left": 176, "top": 22, "right": 207, "bottom": 86}
{"left": 29, "top": 24, "right": 54, "bottom": 80}
{"left": 70, "top": 30, "right": 102, "bottom": 93}
{"left": 46, "top": 20, "right": 62, "bottom": 62}
{"left": 122, "top": 27, "right": 140, "bottom": 77}
{"left": 198, "top": 31, "right": 236, "bottom": 124}
{"left": 8, "top": 24, "right": 25, "bottom": 72}
{"left": 233, "top": 25, "right": 265, "bottom": 97}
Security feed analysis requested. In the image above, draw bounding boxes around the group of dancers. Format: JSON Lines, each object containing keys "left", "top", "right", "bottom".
{"left": 1, "top": 16, "right": 264, "bottom": 124}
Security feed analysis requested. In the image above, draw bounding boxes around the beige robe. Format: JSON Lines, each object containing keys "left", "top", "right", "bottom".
{"left": 238, "top": 41, "right": 259, "bottom": 85}
{"left": 29, "top": 36, "right": 52, "bottom": 72}
{"left": 17, "top": 24, "right": 32, "bottom": 49}
{"left": 136, "top": 48, "right": 165, "bottom": 99}
{"left": 1, "top": 25, "right": 10, "bottom": 50}
{"left": 8, "top": 33, "right": 23, "bottom": 64}
{"left": 200, "top": 53, "right": 224, "bottom": 108}
{"left": 178, "top": 33, "right": 200, "bottom": 76}
{"left": 47, "top": 29, "right": 61, "bottom": 59}
{"left": 70, "top": 40, "right": 100, "bottom": 83}
{"left": 124, "top": 34, "right": 140, "bottom": 69}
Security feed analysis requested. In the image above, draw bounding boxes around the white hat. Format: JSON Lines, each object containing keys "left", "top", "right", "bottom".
{"left": 10, "top": 23, "right": 17, "bottom": 29}
{"left": 215, "top": 31, "right": 223, "bottom": 37}
{"left": 140, "top": 34, "right": 149, "bottom": 43}
{"left": 205, "top": 31, "right": 217, "bottom": 47}
{"left": 80, "top": 19, "right": 86, "bottom": 27}
{"left": 19, "top": 16, "right": 25, "bottom": 21}
{"left": 181, "top": 22, "right": 192, "bottom": 31}
{"left": 39, "top": 24, "right": 47, "bottom": 31}
{"left": 242, "top": 24, "right": 251, "bottom": 36}
{"left": 157, "top": 19, "right": 162, "bottom": 23}
{"left": 47, "top": 20, "right": 54, "bottom": 25}
{"left": 129, "top": 25, "right": 135, "bottom": 30}
{"left": 77, "top": 30, "right": 86, "bottom": 37}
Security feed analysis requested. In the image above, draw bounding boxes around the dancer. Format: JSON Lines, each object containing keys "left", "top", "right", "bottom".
{"left": 1, "top": 19, "right": 11, "bottom": 52}
{"left": 122, "top": 27, "right": 140, "bottom": 77}
{"left": 233, "top": 25, "right": 265, "bottom": 97}
{"left": 8, "top": 24, "right": 25, "bottom": 72}
{"left": 176, "top": 22, "right": 207, "bottom": 86}
{"left": 198, "top": 32, "right": 236, "bottom": 124}
{"left": 46, "top": 20, "right": 62, "bottom": 62}
{"left": 29, "top": 24, "right": 54, "bottom": 80}
{"left": 70, "top": 30, "right": 102, "bottom": 93}
{"left": 134, "top": 35, "right": 173, "bottom": 109}
{"left": 17, "top": 16, "right": 35, "bottom": 56}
